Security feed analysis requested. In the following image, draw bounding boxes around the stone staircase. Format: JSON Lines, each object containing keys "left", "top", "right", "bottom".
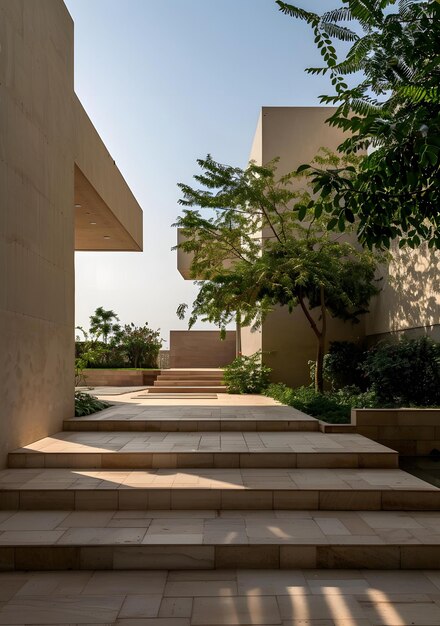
{"left": 144, "top": 369, "right": 227, "bottom": 395}
{"left": 0, "top": 395, "right": 439, "bottom": 571}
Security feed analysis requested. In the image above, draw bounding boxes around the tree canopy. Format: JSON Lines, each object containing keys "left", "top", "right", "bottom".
{"left": 175, "top": 155, "right": 382, "bottom": 391}
{"left": 276, "top": 0, "right": 440, "bottom": 249}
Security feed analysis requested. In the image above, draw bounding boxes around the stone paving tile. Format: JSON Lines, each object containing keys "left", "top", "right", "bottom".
{"left": 0, "top": 510, "right": 439, "bottom": 547}
{"left": 2, "top": 570, "right": 440, "bottom": 624}
{"left": 1, "top": 467, "right": 431, "bottom": 491}
{"left": 10, "top": 431, "right": 395, "bottom": 454}
{"left": 192, "top": 595, "right": 282, "bottom": 624}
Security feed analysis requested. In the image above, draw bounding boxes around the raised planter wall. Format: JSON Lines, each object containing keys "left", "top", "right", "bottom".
{"left": 82, "top": 369, "right": 160, "bottom": 387}
{"left": 352, "top": 408, "right": 440, "bottom": 456}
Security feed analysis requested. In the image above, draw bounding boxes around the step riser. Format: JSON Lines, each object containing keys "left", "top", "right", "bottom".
{"left": 1, "top": 543, "right": 437, "bottom": 571}
{"left": 148, "top": 385, "right": 227, "bottom": 393}
{"left": 63, "top": 420, "right": 320, "bottom": 432}
{"left": 2, "top": 489, "right": 437, "bottom": 511}
{"left": 159, "top": 371, "right": 224, "bottom": 376}
{"left": 157, "top": 372, "right": 223, "bottom": 380}
{"left": 154, "top": 381, "right": 225, "bottom": 386}
{"left": 8, "top": 452, "right": 398, "bottom": 470}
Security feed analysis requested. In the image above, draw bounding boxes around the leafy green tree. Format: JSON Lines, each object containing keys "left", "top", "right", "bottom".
{"left": 89, "top": 307, "right": 121, "bottom": 344}
{"left": 276, "top": 0, "right": 440, "bottom": 249}
{"left": 175, "top": 155, "right": 381, "bottom": 391}
{"left": 118, "top": 323, "right": 163, "bottom": 368}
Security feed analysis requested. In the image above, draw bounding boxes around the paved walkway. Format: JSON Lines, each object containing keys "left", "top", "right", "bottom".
{"left": 1, "top": 391, "right": 440, "bottom": 623}
{"left": 2, "top": 569, "right": 440, "bottom": 624}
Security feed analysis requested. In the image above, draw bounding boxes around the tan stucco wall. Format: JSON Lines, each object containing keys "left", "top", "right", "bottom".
{"left": 0, "top": 0, "right": 75, "bottom": 467}
{"left": 263, "top": 306, "right": 365, "bottom": 388}
{"left": 243, "top": 107, "right": 440, "bottom": 384}
{"left": 176, "top": 229, "right": 193, "bottom": 279}
{"left": 241, "top": 326, "right": 263, "bottom": 357}
{"left": 169, "top": 331, "right": 236, "bottom": 368}
{"left": 241, "top": 107, "right": 363, "bottom": 385}
{"left": 259, "top": 107, "right": 347, "bottom": 176}
{"left": 366, "top": 241, "right": 440, "bottom": 339}
{"left": 0, "top": 0, "right": 143, "bottom": 468}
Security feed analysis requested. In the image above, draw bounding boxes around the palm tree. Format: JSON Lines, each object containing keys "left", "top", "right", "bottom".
{"left": 89, "top": 307, "right": 120, "bottom": 344}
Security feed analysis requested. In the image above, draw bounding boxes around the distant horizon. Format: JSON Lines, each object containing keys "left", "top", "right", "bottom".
{"left": 67, "top": 0, "right": 333, "bottom": 345}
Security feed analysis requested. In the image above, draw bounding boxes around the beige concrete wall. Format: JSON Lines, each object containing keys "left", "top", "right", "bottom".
{"left": 176, "top": 229, "right": 194, "bottom": 279}
{"left": 0, "top": 0, "right": 75, "bottom": 467}
{"left": 260, "top": 106, "right": 347, "bottom": 176}
{"left": 169, "top": 331, "right": 236, "bottom": 368}
{"left": 262, "top": 306, "right": 365, "bottom": 388}
{"left": 366, "top": 241, "right": 440, "bottom": 339}
{"left": 241, "top": 326, "right": 262, "bottom": 357}
{"left": 244, "top": 107, "right": 363, "bottom": 386}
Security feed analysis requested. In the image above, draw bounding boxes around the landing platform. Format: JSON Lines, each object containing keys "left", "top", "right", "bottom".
{"left": 8, "top": 431, "right": 398, "bottom": 469}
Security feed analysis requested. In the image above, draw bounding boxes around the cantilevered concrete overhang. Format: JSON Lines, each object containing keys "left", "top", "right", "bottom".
{"left": 177, "top": 228, "right": 194, "bottom": 279}
{"left": 74, "top": 96, "right": 143, "bottom": 251}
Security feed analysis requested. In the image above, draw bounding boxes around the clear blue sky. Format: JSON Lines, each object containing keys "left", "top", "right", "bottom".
{"left": 67, "top": 0, "right": 331, "bottom": 346}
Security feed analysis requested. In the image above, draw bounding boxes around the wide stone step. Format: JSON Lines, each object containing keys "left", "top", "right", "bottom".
{"left": 0, "top": 468, "right": 437, "bottom": 511}
{"left": 159, "top": 370, "right": 224, "bottom": 377}
{"left": 1, "top": 509, "right": 439, "bottom": 570}
{"left": 158, "top": 371, "right": 223, "bottom": 380}
{"left": 145, "top": 386, "right": 227, "bottom": 394}
{"left": 8, "top": 431, "right": 399, "bottom": 469}
{"left": 154, "top": 380, "right": 225, "bottom": 387}
{"left": 135, "top": 393, "right": 220, "bottom": 400}
{"left": 64, "top": 415, "right": 320, "bottom": 432}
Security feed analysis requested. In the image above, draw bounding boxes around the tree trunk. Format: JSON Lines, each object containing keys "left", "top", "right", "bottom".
{"left": 298, "top": 289, "right": 327, "bottom": 393}
{"left": 315, "top": 285, "right": 327, "bottom": 394}
{"left": 315, "top": 336, "right": 325, "bottom": 393}
{"left": 236, "top": 310, "right": 242, "bottom": 357}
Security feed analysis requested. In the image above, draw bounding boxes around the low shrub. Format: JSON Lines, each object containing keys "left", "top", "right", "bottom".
{"left": 264, "top": 383, "right": 378, "bottom": 423}
{"left": 323, "top": 341, "right": 367, "bottom": 390}
{"left": 362, "top": 336, "right": 440, "bottom": 406}
{"left": 223, "top": 352, "right": 271, "bottom": 394}
{"left": 74, "top": 392, "right": 111, "bottom": 417}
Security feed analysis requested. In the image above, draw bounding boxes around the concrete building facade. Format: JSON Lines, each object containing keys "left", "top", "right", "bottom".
{"left": 0, "top": 0, "right": 143, "bottom": 466}
{"left": 177, "top": 106, "right": 440, "bottom": 387}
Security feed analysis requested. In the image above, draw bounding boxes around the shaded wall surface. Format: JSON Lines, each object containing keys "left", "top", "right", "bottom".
{"left": 0, "top": 0, "right": 143, "bottom": 468}
{"left": 242, "top": 107, "right": 362, "bottom": 387}
{"left": 366, "top": 242, "right": 440, "bottom": 340}
{"left": 169, "top": 331, "right": 236, "bottom": 368}
{"left": 0, "top": 0, "right": 75, "bottom": 467}
{"left": 242, "top": 106, "right": 439, "bottom": 387}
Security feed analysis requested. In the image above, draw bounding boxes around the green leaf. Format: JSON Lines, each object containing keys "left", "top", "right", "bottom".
{"left": 344, "top": 208, "right": 355, "bottom": 223}
{"left": 296, "top": 163, "right": 311, "bottom": 174}
{"left": 315, "top": 204, "right": 323, "bottom": 218}
{"left": 298, "top": 205, "right": 308, "bottom": 221}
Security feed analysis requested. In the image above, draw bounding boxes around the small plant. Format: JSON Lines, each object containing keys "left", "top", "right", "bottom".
{"left": 223, "top": 352, "right": 271, "bottom": 394}
{"left": 74, "top": 392, "right": 111, "bottom": 417}
{"left": 323, "top": 341, "right": 367, "bottom": 390}
{"left": 264, "top": 383, "right": 378, "bottom": 424}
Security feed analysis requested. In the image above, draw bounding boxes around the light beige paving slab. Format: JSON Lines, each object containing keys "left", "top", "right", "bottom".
{"left": 9, "top": 431, "right": 396, "bottom": 454}
{"left": 192, "top": 595, "right": 282, "bottom": 625}
{"left": 0, "top": 510, "right": 439, "bottom": 549}
{"left": 1, "top": 570, "right": 440, "bottom": 624}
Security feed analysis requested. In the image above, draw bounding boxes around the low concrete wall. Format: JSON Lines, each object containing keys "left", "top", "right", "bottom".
{"left": 352, "top": 408, "right": 440, "bottom": 456}
{"left": 82, "top": 369, "right": 160, "bottom": 387}
{"left": 169, "top": 331, "right": 236, "bottom": 368}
